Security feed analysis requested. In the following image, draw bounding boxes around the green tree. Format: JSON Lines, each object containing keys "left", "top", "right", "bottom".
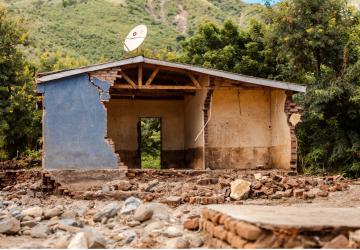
{"left": 39, "top": 51, "right": 89, "bottom": 72}
{"left": 0, "top": 6, "right": 41, "bottom": 160}
{"left": 268, "top": 0, "right": 360, "bottom": 175}
{"left": 180, "top": 20, "right": 277, "bottom": 78}
{"left": 268, "top": 0, "right": 356, "bottom": 79}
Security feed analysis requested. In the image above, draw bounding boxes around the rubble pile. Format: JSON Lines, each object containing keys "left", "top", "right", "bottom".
{"left": 0, "top": 191, "right": 204, "bottom": 249}
{"left": 200, "top": 207, "right": 360, "bottom": 248}
{"left": 73, "top": 171, "right": 351, "bottom": 206}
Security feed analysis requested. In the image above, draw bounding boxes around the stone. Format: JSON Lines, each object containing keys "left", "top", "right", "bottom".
{"left": 144, "top": 221, "right": 165, "bottom": 234}
{"left": 102, "top": 185, "right": 111, "bottom": 192}
{"left": 163, "top": 226, "right": 183, "bottom": 238}
{"left": 68, "top": 232, "right": 88, "bottom": 249}
{"left": 121, "top": 197, "right": 142, "bottom": 214}
{"left": 254, "top": 173, "right": 262, "bottom": 180}
{"left": 44, "top": 207, "right": 63, "bottom": 219}
{"left": 252, "top": 182, "right": 263, "bottom": 190}
{"left": 230, "top": 179, "right": 251, "bottom": 200}
{"left": 61, "top": 210, "right": 77, "bottom": 219}
{"left": 127, "top": 220, "right": 141, "bottom": 227}
{"left": 175, "top": 237, "right": 190, "bottom": 249}
{"left": 133, "top": 205, "right": 153, "bottom": 222}
{"left": 164, "top": 196, "right": 182, "bottom": 207}
{"left": 270, "top": 191, "right": 285, "bottom": 199}
{"left": 145, "top": 180, "right": 159, "bottom": 192}
{"left": 52, "top": 236, "right": 71, "bottom": 249}
{"left": 0, "top": 217, "right": 20, "bottom": 234}
{"left": 234, "top": 221, "right": 263, "bottom": 241}
{"left": 119, "top": 230, "right": 136, "bottom": 244}
{"left": 183, "top": 218, "right": 199, "bottom": 230}
{"left": 283, "top": 189, "right": 293, "bottom": 197}
{"left": 94, "top": 202, "right": 119, "bottom": 222}
{"left": 116, "top": 180, "right": 132, "bottom": 191}
{"left": 31, "top": 223, "right": 49, "bottom": 238}
{"left": 349, "top": 229, "right": 360, "bottom": 246}
{"left": 293, "top": 189, "right": 305, "bottom": 198}
{"left": 82, "top": 228, "right": 107, "bottom": 249}
{"left": 20, "top": 218, "right": 40, "bottom": 228}
{"left": 322, "top": 234, "right": 349, "bottom": 249}
{"left": 186, "top": 236, "right": 203, "bottom": 248}
{"left": 21, "top": 206, "right": 43, "bottom": 218}
{"left": 304, "top": 192, "right": 316, "bottom": 199}
{"left": 286, "top": 179, "right": 299, "bottom": 187}
{"left": 59, "top": 219, "right": 80, "bottom": 227}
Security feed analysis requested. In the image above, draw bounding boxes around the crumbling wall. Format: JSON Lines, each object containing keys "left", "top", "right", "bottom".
{"left": 37, "top": 74, "right": 119, "bottom": 170}
{"left": 106, "top": 99, "right": 185, "bottom": 168}
{"left": 207, "top": 87, "right": 272, "bottom": 169}
{"left": 270, "top": 89, "right": 291, "bottom": 170}
{"left": 184, "top": 81, "right": 207, "bottom": 169}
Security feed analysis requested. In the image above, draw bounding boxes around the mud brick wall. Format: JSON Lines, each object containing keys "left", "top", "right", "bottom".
{"left": 0, "top": 170, "right": 42, "bottom": 190}
{"left": 285, "top": 92, "right": 303, "bottom": 172}
{"left": 200, "top": 207, "right": 360, "bottom": 249}
{"left": 89, "top": 68, "right": 120, "bottom": 84}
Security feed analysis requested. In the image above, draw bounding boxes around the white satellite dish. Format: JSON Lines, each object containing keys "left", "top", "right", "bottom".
{"left": 123, "top": 24, "right": 148, "bottom": 52}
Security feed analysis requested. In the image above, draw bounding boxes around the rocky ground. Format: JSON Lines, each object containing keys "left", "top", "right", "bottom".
{"left": 0, "top": 171, "right": 359, "bottom": 249}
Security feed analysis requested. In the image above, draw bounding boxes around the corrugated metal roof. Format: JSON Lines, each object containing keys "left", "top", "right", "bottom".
{"left": 36, "top": 56, "right": 306, "bottom": 92}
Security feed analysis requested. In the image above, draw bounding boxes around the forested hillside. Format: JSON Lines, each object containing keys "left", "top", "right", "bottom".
{"left": 0, "top": 0, "right": 266, "bottom": 64}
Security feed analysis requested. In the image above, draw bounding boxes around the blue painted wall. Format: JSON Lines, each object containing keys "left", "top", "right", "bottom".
{"left": 37, "top": 74, "right": 119, "bottom": 170}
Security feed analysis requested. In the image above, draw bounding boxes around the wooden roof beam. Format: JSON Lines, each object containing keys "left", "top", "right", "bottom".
{"left": 145, "top": 67, "right": 159, "bottom": 86}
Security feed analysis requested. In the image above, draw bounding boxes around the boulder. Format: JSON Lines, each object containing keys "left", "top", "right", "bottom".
{"left": 118, "top": 230, "right": 136, "bottom": 244}
{"left": 175, "top": 237, "right": 190, "bottom": 249}
{"left": 121, "top": 197, "right": 142, "bottom": 214}
{"left": 61, "top": 210, "right": 78, "bottom": 219}
{"left": 133, "top": 205, "right": 153, "bottom": 222}
{"left": 164, "top": 196, "right": 182, "bottom": 207}
{"left": 186, "top": 236, "right": 204, "bottom": 248}
{"left": 82, "top": 227, "right": 107, "bottom": 249}
{"left": 31, "top": 223, "right": 49, "bottom": 238}
{"left": 183, "top": 218, "right": 199, "bottom": 230}
{"left": 116, "top": 180, "right": 132, "bottom": 191}
{"left": 322, "top": 234, "right": 349, "bottom": 249}
{"left": 230, "top": 179, "right": 251, "bottom": 200}
{"left": 163, "top": 226, "right": 183, "bottom": 238}
{"left": 144, "top": 180, "right": 159, "bottom": 192}
{"left": 68, "top": 232, "right": 88, "bottom": 249}
{"left": 44, "top": 207, "right": 63, "bottom": 219}
{"left": 21, "top": 206, "right": 43, "bottom": 218}
{"left": 0, "top": 217, "right": 20, "bottom": 234}
{"left": 94, "top": 202, "right": 119, "bottom": 222}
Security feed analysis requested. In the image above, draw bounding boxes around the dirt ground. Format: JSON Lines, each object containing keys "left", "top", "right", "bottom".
{"left": 0, "top": 171, "right": 359, "bottom": 249}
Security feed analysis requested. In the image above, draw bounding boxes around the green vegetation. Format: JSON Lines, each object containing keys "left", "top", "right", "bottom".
{"left": 0, "top": 6, "right": 41, "bottom": 160}
{"left": 0, "top": 0, "right": 266, "bottom": 64}
{"left": 140, "top": 118, "right": 161, "bottom": 169}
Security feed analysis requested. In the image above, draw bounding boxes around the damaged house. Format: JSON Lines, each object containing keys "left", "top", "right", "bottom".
{"left": 36, "top": 56, "right": 306, "bottom": 171}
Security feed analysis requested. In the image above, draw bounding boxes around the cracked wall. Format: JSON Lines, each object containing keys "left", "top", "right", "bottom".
{"left": 37, "top": 74, "right": 119, "bottom": 170}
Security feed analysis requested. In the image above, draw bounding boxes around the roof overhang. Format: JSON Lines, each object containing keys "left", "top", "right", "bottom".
{"left": 36, "top": 56, "right": 306, "bottom": 93}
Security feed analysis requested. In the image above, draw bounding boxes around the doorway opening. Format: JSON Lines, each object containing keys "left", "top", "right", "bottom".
{"left": 139, "top": 117, "right": 162, "bottom": 169}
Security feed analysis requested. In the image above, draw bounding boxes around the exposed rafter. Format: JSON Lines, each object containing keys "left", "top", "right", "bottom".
{"left": 145, "top": 67, "right": 159, "bottom": 86}
{"left": 188, "top": 73, "right": 201, "bottom": 88}
{"left": 120, "top": 71, "right": 137, "bottom": 89}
